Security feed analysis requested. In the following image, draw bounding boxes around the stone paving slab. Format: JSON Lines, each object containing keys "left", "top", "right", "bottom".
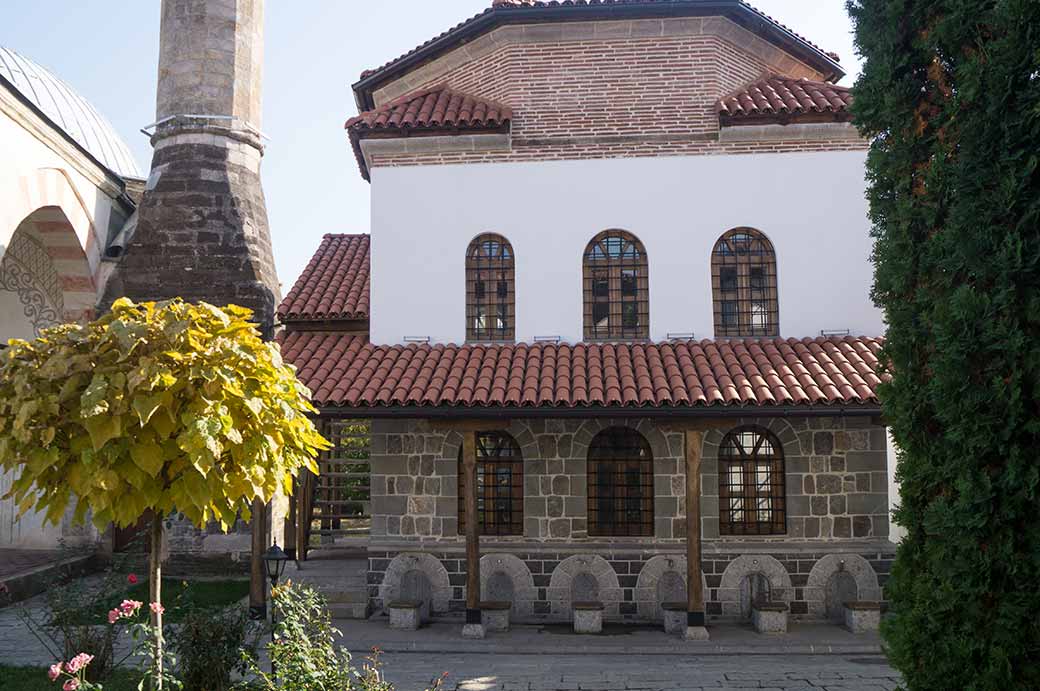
{"left": 335, "top": 619, "right": 884, "bottom": 656}
{"left": 372, "top": 652, "right": 902, "bottom": 691}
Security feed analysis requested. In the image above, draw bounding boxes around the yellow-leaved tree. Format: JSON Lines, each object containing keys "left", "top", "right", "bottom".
{"left": 0, "top": 298, "right": 329, "bottom": 688}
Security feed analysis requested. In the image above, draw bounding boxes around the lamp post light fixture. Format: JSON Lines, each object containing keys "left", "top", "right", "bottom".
{"left": 261, "top": 541, "right": 290, "bottom": 678}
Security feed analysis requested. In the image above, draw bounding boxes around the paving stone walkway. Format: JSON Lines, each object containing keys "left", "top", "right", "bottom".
{"left": 375, "top": 652, "right": 902, "bottom": 691}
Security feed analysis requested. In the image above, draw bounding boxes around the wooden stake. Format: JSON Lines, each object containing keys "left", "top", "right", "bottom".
{"left": 149, "top": 512, "right": 164, "bottom": 691}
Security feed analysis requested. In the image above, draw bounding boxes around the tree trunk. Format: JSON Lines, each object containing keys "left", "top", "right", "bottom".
{"left": 149, "top": 512, "right": 164, "bottom": 691}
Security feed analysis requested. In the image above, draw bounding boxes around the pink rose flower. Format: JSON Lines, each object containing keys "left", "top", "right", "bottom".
{"left": 150, "top": 602, "right": 165, "bottom": 615}
{"left": 108, "top": 609, "right": 120, "bottom": 624}
{"left": 63, "top": 679, "right": 80, "bottom": 691}
{"left": 64, "top": 653, "right": 93, "bottom": 674}
{"left": 119, "top": 599, "right": 142, "bottom": 615}
{"left": 47, "top": 663, "right": 62, "bottom": 681}
{"left": 127, "top": 573, "right": 138, "bottom": 585}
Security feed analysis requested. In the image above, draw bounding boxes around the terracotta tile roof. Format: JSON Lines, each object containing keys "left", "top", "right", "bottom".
{"left": 346, "top": 85, "right": 512, "bottom": 132}
{"left": 346, "top": 85, "right": 511, "bottom": 181}
{"left": 717, "top": 75, "right": 853, "bottom": 123}
{"left": 278, "top": 234, "right": 370, "bottom": 322}
{"left": 281, "top": 334, "right": 884, "bottom": 411}
{"left": 352, "top": 1, "right": 845, "bottom": 109}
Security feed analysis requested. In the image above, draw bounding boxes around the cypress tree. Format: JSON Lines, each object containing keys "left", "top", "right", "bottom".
{"left": 847, "top": 1, "right": 1040, "bottom": 688}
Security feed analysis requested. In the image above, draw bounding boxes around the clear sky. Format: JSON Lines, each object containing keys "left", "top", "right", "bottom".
{"left": 0, "top": 1, "right": 862, "bottom": 295}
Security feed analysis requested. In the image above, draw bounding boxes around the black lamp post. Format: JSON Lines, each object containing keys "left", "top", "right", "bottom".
{"left": 262, "top": 542, "right": 289, "bottom": 678}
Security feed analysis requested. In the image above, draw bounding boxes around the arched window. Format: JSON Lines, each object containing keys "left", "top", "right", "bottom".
{"left": 458, "top": 431, "right": 523, "bottom": 536}
{"left": 587, "top": 427, "right": 654, "bottom": 536}
{"left": 718, "top": 427, "right": 786, "bottom": 535}
{"left": 711, "top": 228, "right": 779, "bottom": 337}
{"left": 466, "top": 234, "right": 515, "bottom": 342}
{"left": 583, "top": 230, "right": 649, "bottom": 340}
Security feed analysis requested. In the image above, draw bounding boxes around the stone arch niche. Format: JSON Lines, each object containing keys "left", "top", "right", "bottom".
{"left": 378, "top": 553, "right": 451, "bottom": 616}
{"left": 547, "top": 554, "right": 622, "bottom": 620}
{"left": 717, "top": 554, "right": 793, "bottom": 622}
{"left": 805, "top": 554, "right": 881, "bottom": 620}
{"left": 634, "top": 555, "right": 708, "bottom": 621}
{"left": 480, "top": 553, "right": 537, "bottom": 620}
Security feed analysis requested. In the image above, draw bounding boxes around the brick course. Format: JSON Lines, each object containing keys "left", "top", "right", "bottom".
{"left": 359, "top": 18, "right": 866, "bottom": 173}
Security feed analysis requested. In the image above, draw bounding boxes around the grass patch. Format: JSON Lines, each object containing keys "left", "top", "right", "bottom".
{"left": 0, "top": 666, "right": 139, "bottom": 691}
{"left": 71, "top": 578, "right": 249, "bottom": 624}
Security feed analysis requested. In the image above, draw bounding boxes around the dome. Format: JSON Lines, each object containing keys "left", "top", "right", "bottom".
{"left": 0, "top": 47, "right": 143, "bottom": 179}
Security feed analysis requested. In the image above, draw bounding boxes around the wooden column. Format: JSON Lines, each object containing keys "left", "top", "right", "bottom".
{"left": 685, "top": 429, "right": 706, "bottom": 628}
{"left": 249, "top": 497, "right": 267, "bottom": 619}
{"left": 462, "top": 429, "right": 481, "bottom": 625}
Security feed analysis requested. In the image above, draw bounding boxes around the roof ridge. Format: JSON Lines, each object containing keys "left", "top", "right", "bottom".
{"left": 322, "top": 232, "right": 371, "bottom": 239}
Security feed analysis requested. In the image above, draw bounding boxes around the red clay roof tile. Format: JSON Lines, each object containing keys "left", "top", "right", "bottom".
{"left": 280, "top": 334, "right": 885, "bottom": 411}
{"left": 346, "top": 85, "right": 512, "bottom": 132}
{"left": 717, "top": 75, "right": 853, "bottom": 123}
{"left": 278, "top": 234, "right": 370, "bottom": 322}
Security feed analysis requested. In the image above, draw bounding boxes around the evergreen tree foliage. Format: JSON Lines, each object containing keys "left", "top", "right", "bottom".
{"left": 847, "top": 1, "right": 1040, "bottom": 688}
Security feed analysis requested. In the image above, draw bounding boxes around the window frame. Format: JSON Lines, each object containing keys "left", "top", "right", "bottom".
{"left": 582, "top": 230, "right": 650, "bottom": 340}
{"left": 457, "top": 431, "right": 524, "bottom": 537}
{"left": 711, "top": 228, "right": 779, "bottom": 338}
{"left": 718, "top": 426, "right": 787, "bottom": 536}
{"left": 465, "top": 233, "right": 515, "bottom": 342}
{"left": 586, "top": 427, "right": 655, "bottom": 537}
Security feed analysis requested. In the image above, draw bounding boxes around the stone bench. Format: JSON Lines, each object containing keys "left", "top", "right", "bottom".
{"left": 573, "top": 601, "right": 605, "bottom": 634}
{"left": 843, "top": 601, "right": 881, "bottom": 633}
{"left": 480, "top": 600, "right": 511, "bottom": 632}
{"left": 752, "top": 601, "right": 789, "bottom": 635}
{"left": 388, "top": 600, "right": 423, "bottom": 631}
{"left": 661, "top": 602, "right": 687, "bottom": 635}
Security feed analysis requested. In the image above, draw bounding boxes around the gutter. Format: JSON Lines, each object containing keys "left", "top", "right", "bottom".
{"left": 316, "top": 403, "right": 883, "bottom": 421}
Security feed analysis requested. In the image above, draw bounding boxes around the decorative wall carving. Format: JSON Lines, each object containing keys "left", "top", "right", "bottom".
{"left": 0, "top": 230, "right": 63, "bottom": 336}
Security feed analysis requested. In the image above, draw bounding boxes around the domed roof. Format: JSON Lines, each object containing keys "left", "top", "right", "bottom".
{"left": 0, "top": 47, "right": 143, "bottom": 179}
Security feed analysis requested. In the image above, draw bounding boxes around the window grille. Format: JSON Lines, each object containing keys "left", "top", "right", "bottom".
{"left": 583, "top": 230, "right": 649, "bottom": 340}
{"left": 587, "top": 427, "right": 654, "bottom": 537}
{"left": 466, "top": 233, "right": 515, "bottom": 342}
{"left": 458, "top": 431, "right": 524, "bottom": 536}
{"left": 718, "top": 426, "right": 786, "bottom": 535}
{"left": 711, "top": 228, "right": 779, "bottom": 337}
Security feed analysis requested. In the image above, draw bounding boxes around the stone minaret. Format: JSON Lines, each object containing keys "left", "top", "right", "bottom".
{"left": 103, "top": 0, "right": 279, "bottom": 616}
{"left": 103, "top": 0, "right": 279, "bottom": 337}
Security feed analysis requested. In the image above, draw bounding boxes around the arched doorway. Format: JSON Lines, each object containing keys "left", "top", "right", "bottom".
{"left": 0, "top": 205, "right": 96, "bottom": 547}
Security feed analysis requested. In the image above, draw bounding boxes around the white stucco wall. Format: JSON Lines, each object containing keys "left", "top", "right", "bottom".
{"left": 887, "top": 431, "right": 905, "bottom": 544}
{"left": 370, "top": 150, "right": 883, "bottom": 345}
{"left": 0, "top": 95, "right": 118, "bottom": 549}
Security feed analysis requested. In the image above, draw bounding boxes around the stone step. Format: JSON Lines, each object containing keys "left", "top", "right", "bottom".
{"left": 328, "top": 602, "right": 371, "bottom": 619}
{"left": 321, "top": 589, "right": 369, "bottom": 605}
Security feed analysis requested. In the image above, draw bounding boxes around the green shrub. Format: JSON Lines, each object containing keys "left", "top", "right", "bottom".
{"left": 847, "top": 1, "right": 1040, "bottom": 689}
{"left": 169, "top": 604, "right": 261, "bottom": 691}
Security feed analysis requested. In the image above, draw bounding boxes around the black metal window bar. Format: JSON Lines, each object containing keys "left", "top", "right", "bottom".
{"left": 466, "top": 233, "right": 515, "bottom": 342}
{"left": 587, "top": 427, "right": 654, "bottom": 537}
{"left": 458, "top": 431, "right": 524, "bottom": 536}
{"left": 718, "top": 426, "right": 786, "bottom": 535}
{"left": 583, "top": 230, "right": 650, "bottom": 340}
{"left": 711, "top": 228, "right": 779, "bottom": 337}
{"left": 310, "top": 420, "right": 371, "bottom": 540}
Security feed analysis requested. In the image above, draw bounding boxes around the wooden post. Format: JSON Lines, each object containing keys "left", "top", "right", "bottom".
{"left": 462, "top": 429, "right": 483, "bottom": 636}
{"left": 294, "top": 471, "right": 313, "bottom": 563}
{"left": 249, "top": 497, "right": 267, "bottom": 619}
{"left": 685, "top": 429, "right": 708, "bottom": 638}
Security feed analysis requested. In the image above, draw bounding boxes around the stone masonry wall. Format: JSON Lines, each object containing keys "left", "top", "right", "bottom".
{"left": 369, "top": 416, "right": 890, "bottom": 543}
{"left": 367, "top": 415, "right": 893, "bottom": 622}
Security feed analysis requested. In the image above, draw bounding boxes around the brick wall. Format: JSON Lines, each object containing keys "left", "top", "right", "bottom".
{"left": 362, "top": 17, "right": 866, "bottom": 172}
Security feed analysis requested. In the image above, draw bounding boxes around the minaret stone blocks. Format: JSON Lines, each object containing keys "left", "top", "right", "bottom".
{"left": 102, "top": 0, "right": 279, "bottom": 337}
